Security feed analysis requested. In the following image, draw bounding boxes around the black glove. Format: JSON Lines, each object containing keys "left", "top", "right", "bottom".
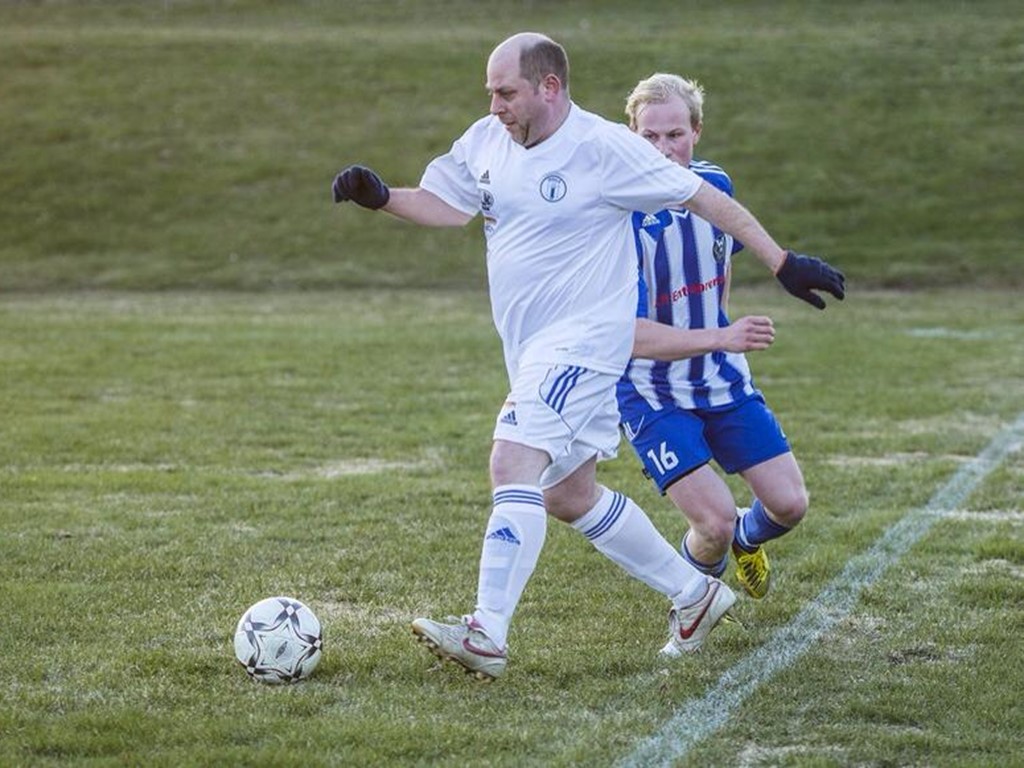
{"left": 331, "top": 165, "right": 390, "bottom": 209}
{"left": 775, "top": 251, "right": 846, "bottom": 310}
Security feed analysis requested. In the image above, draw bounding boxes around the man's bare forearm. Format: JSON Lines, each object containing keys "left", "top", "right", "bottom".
{"left": 383, "top": 188, "right": 475, "bottom": 227}
{"left": 633, "top": 316, "right": 775, "bottom": 360}
{"left": 683, "top": 182, "right": 787, "bottom": 273}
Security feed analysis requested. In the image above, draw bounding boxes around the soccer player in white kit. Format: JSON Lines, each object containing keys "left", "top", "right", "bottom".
{"left": 331, "top": 33, "right": 845, "bottom": 681}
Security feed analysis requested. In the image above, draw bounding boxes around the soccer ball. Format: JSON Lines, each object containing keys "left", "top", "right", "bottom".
{"left": 233, "top": 596, "right": 323, "bottom": 684}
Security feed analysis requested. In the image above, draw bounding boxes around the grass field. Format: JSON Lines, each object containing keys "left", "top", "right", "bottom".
{"left": 2, "top": 1, "right": 1023, "bottom": 766}
{"left": 2, "top": 289, "right": 1022, "bottom": 766}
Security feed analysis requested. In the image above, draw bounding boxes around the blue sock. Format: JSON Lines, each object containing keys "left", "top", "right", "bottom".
{"left": 734, "top": 499, "right": 790, "bottom": 552}
{"left": 681, "top": 534, "right": 728, "bottom": 577}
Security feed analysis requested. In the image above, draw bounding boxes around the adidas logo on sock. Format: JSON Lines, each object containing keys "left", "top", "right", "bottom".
{"left": 486, "top": 526, "right": 521, "bottom": 545}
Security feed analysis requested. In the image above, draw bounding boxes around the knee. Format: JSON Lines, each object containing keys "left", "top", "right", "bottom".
{"left": 690, "top": 510, "right": 737, "bottom": 551}
{"left": 768, "top": 487, "right": 809, "bottom": 528}
{"left": 709, "top": 514, "right": 738, "bottom": 549}
{"left": 489, "top": 446, "right": 515, "bottom": 487}
{"left": 489, "top": 440, "right": 550, "bottom": 488}
{"left": 489, "top": 459, "right": 515, "bottom": 489}
{"left": 543, "top": 486, "right": 597, "bottom": 523}
{"left": 543, "top": 487, "right": 567, "bottom": 520}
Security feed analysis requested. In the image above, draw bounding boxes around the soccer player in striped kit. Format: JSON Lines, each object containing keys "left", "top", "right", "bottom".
{"left": 618, "top": 73, "right": 841, "bottom": 602}
{"left": 332, "top": 36, "right": 844, "bottom": 680}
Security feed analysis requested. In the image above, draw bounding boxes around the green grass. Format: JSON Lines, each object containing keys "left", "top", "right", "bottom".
{"left": 1, "top": 288, "right": 1022, "bottom": 766}
{"left": 2, "top": 1, "right": 1023, "bottom": 765}
{"left": 1, "top": 0, "right": 1022, "bottom": 291}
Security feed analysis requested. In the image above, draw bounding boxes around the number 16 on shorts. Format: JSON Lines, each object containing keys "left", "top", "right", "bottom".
{"left": 647, "top": 442, "right": 679, "bottom": 475}
{"left": 626, "top": 413, "right": 708, "bottom": 493}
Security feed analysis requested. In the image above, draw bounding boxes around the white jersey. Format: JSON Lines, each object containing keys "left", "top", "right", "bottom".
{"left": 619, "top": 160, "right": 757, "bottom": 414}
{"left": 420, "top": 103, "right": 703, "bottom": 383}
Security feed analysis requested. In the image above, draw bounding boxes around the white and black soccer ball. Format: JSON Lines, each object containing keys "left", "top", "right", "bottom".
{"left": 234, "top": 596, "right": 323, "bottom": 684}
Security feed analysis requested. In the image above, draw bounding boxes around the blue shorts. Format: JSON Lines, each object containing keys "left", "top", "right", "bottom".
{"left": 624, "top": 394, "right": 790, "bottom": 493}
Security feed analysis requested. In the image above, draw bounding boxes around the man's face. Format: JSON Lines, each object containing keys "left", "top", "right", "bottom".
{"left": 634, "top": 95, "right": 701, "bottom": 167}
{"left": 486, "top": 50, "right": 548, "bottom": 146}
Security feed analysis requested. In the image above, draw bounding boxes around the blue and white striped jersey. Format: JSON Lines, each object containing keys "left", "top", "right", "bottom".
{"left": 617, "top": 160, "right": 759, "bottom": 418}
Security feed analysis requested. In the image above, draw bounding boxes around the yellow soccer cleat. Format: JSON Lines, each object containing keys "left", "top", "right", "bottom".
{"left": 732, "top": 542, "right": 771, "bottom": 599}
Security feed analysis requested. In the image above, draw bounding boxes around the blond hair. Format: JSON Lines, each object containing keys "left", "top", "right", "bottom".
{"left": 625, "top": 73, "right": 704, "bottom": 130}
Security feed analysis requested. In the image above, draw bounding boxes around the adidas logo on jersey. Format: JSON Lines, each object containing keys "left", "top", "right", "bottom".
{"left": 642, "top": 213, "right": 660, "bottom": 228}
{"left": 486, "top": 526, "right": 521, "bottom": 545}
{"left": 499, "top": 408, "right": 517, "bottom": 426}
{"left": 479, "top": 170, "right": 490, "bottom": 185}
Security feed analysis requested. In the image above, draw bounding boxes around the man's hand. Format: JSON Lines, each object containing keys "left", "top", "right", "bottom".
{"left": 775, "top": 251, "right": 846, "bottom": 309}
{"left": 719, "top": 315, "right": 775, "bottom": 353}
{"left": 331, "top": 165, "right": 390, "bottom": 209}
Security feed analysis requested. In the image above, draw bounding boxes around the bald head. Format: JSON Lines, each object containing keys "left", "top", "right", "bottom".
{"left": 489, "top": 32, "right": 570, "bottom": 92}
{"left": 486, "top": 32, "right": 571, "bottom": 147}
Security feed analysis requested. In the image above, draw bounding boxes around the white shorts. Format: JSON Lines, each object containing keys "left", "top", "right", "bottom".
{"left": 493, "top": 363, "right": 621, "bottom": 489}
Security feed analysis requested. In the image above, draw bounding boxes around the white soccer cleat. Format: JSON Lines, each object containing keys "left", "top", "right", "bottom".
{"left": 660, "top": 578, "right": 737, "bottom": 657}
{"left": 412, "top": 615, "right": 508, "bottom": 682}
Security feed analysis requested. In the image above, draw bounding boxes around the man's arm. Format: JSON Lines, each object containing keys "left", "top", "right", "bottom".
{"left": 332, "top": 165, "right": 473, "bottom": 227}
{"left": 682, "top": 181, "right": 846, "bottom": 309}
{"left": 683, "top": 182, "right": 786, "bottom": 271}
{"left": 633, "top": 316, "right": 775, "bottom": 361}
{"left": 383, "top": 187, "right": 474, "bottom": 227}
{"left": 722, "top": 261, "right": 733, "bottom": 315}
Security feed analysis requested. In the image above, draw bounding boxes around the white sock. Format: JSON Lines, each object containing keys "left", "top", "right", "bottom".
{"left": 571, "top": 486, "right": 706, "bottom": 607}
{"left": 473, "top": 484, "right": 547, "bottom": 649}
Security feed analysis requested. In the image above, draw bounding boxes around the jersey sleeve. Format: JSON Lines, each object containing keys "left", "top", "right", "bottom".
{"left": 598, "top": 124, "right": 703, "bottom": 214}
{"left": 420, "top": 131, "right": 481, "bottom": 217}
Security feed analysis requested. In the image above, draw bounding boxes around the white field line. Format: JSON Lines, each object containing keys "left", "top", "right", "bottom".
{"left": 619, "top": 412, "right": 1024, "bottom": 768}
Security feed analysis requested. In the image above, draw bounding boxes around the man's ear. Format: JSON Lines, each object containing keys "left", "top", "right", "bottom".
{"left": 541, "top": 73, "right": 562, "bottom": 100}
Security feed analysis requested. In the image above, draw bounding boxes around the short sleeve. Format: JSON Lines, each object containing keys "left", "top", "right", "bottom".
{"left": 599, "top": 124, "right": 703, "bottom": 214}
{"left": 420, "top": 134, "right": 481, "bottom": 216}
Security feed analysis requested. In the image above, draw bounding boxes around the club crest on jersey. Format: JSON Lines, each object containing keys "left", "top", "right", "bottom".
{"left": 481, "top": 190, "right": 494, "bottom": 212}
{"left": 713, "top": 233, "right": 727, "bottom": 263}
{"left": 539, "top": 174, "right": 567, "bottom": 202}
